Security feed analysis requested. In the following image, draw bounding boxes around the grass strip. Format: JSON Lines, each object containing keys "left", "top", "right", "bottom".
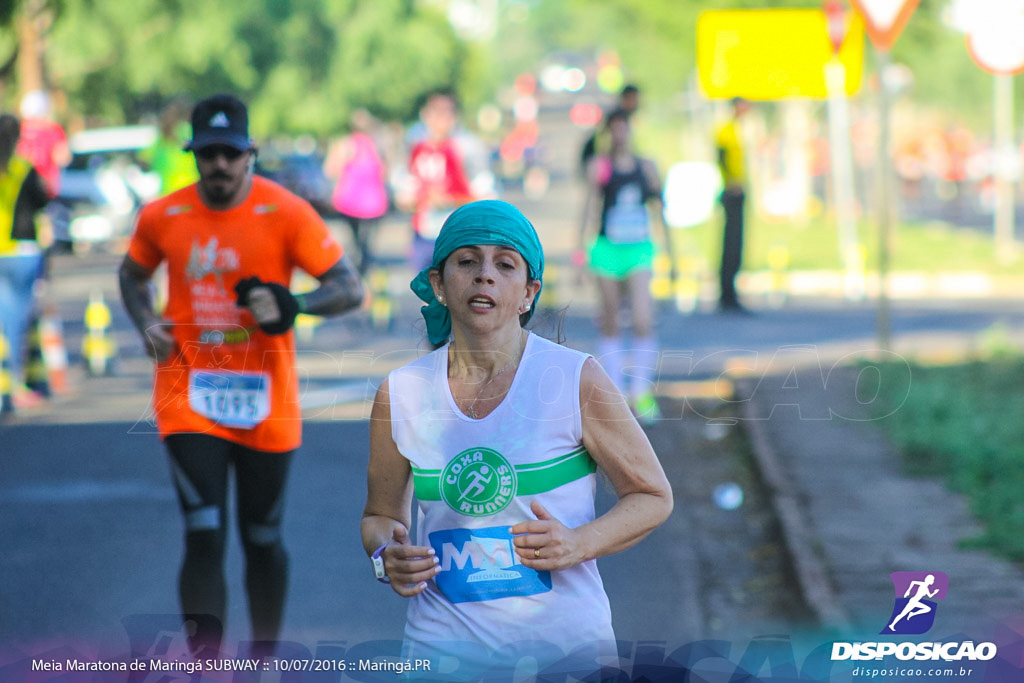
{"left": 870, "top": 355, "right": 1024, "bottom": 561}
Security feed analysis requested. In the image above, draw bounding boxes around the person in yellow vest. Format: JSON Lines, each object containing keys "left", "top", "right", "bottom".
{"left": 0, "top": 113, "right": 51, "bottom": 408}
{"left": 715, "top": 97, "right": 752, "bottom": 313}
{"left": 140, "top": 100, "right": 200, "bottom": 197}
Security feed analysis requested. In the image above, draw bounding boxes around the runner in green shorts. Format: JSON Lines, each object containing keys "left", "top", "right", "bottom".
{"left": 577, "top": 110, "right": 675, "bottom": 422}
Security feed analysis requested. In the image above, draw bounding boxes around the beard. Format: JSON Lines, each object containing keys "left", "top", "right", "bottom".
{"left": 199, "top": 172, "right": 244, "bottom": 207}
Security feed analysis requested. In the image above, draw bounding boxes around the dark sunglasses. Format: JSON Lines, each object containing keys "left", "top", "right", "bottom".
{"left": 195, "top": 145, "right": 248, "bottom": 162}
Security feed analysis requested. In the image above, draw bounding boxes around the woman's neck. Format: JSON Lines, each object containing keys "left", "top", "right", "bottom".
{"left": 449, "top": 327, "right": 527, "bottom": 378}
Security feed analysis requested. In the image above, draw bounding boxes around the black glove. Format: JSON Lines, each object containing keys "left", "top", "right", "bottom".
{"left": 234, "top": 276, "right": 300, "bottom": 336}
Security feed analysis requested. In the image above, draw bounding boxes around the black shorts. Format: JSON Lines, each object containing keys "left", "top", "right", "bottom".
{"left": 164, "top": 433, "right": 294, "bottom": 543}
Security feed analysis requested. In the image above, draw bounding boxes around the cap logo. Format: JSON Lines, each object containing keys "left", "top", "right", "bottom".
{"left": 209, "top": 112, "right": 230, "bottom": 128}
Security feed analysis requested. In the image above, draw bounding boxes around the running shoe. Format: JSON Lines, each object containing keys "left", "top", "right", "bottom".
{"left": 13, "top": 385, "right": 46, "bottom": 409}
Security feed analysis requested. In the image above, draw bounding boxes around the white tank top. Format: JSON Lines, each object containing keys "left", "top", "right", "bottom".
{"left": 388, "top": 333, "right": 615, "bottom": 666}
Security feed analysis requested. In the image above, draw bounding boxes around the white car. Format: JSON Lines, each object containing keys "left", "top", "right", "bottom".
{"left": 53, "top": 125, "right": 162, "bottom": 253}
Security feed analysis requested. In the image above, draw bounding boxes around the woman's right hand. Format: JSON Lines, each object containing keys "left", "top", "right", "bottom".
{"left": 383, "top": 526, "right": 441, "bottom": 598}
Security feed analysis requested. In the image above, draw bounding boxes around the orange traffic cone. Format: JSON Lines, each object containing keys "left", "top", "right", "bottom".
{"left": 38, "top": 305, "right": 69, "bottom": 394}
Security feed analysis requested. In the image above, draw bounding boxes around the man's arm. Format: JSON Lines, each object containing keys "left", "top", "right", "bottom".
{"left": 236, "top": 256, "right": 364, "bottom": 336}
{"left": 119, "top": 255, "right": 175, "bottom": 361}
{"left": 296, "top": 257, "right": 365, "bottom": 316}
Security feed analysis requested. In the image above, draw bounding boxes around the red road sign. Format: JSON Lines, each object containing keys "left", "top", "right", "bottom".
{"left": 965, "top": 5, "right": 1024, "bottom": 75}
{"left": 848, "top": 0, "right": 920, "bottom": 51}
{"left": 824, "top": 0, "right": 848, "bottom": 55}
{"left": 968, "top": 37, "right": 1024, "bottom": 76}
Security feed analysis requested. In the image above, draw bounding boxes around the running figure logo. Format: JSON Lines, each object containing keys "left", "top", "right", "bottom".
{"left": 881, "top": 571, "right": 949, "bottom": 635}
{"left": 185, "top": 237, "right": 240, "bottom": 294}
{"left": 440, "top": 447, "right": 518, "bottom": 517}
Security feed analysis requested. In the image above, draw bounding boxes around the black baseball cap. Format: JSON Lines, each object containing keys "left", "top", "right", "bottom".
{"left": 184, "top": 93, "right": 252, "bottom": 151}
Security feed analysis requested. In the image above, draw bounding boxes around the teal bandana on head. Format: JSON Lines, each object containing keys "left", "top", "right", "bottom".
{"left": 410, "top": 199, "right": 545, "bottom": 345}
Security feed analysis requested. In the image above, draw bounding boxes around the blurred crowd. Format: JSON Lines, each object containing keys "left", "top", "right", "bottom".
{"left": 747, "top": 101, "right": 1021, "bottom": 230}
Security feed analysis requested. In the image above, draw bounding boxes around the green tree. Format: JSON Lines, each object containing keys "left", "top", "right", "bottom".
{"left": 0, "top": 0, "right": 58, "bottom": 104}
{"left": 11, "top": 0, "right": 1020, "bottom": 139}
{"left": 41, "top": 0, "right": 480, "bottom": 137}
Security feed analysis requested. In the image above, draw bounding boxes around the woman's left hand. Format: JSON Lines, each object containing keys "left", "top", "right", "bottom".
{"left": 510, "top": 500, "right": 589, "bottom": 571}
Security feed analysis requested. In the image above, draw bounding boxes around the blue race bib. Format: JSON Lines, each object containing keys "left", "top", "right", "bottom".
{"left": 429, "top": 526, "right": 552, "bottom": 604}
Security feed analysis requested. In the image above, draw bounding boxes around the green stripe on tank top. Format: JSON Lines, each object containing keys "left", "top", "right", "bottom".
{"left": 411, "top": 446, "right": 596, "bottom": 502}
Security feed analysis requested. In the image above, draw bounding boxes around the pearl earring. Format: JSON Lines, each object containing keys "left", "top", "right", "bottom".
{"left": 438, "top": 295, "right": 445, "bottom": 304}
{"left": 521, "top": 303, "right": 531, "bottom": 313}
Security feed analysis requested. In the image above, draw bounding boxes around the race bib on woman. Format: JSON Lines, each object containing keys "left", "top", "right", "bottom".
{"left": 605, "top": 204, "right": 650, "bottom": 244}
{"left": 188, "top": 370, "right": 271, "bottom": 429}
{"left": 429, "top": 526, "right": 552, "bottom": 604}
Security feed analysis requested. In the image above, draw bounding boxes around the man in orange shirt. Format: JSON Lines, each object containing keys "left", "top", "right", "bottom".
{"left": 118, "top": 94, "right": 363, "bottom": 658}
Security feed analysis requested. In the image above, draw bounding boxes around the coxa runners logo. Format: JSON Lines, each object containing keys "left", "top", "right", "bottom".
{"left": 441, "top": 448, "right": 517, "bottom": 516}
{"left": 882, "top": 571, "right": 948, "bottom": 635}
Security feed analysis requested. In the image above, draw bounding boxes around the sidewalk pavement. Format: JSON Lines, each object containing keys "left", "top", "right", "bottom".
{"left": 736, "top": 367, "right": 1024, "bottom": 637}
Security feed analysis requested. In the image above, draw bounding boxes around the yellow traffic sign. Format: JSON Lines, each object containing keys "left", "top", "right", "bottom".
{"left": 697, "top": 9, "right": 864, "bottom": 100}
